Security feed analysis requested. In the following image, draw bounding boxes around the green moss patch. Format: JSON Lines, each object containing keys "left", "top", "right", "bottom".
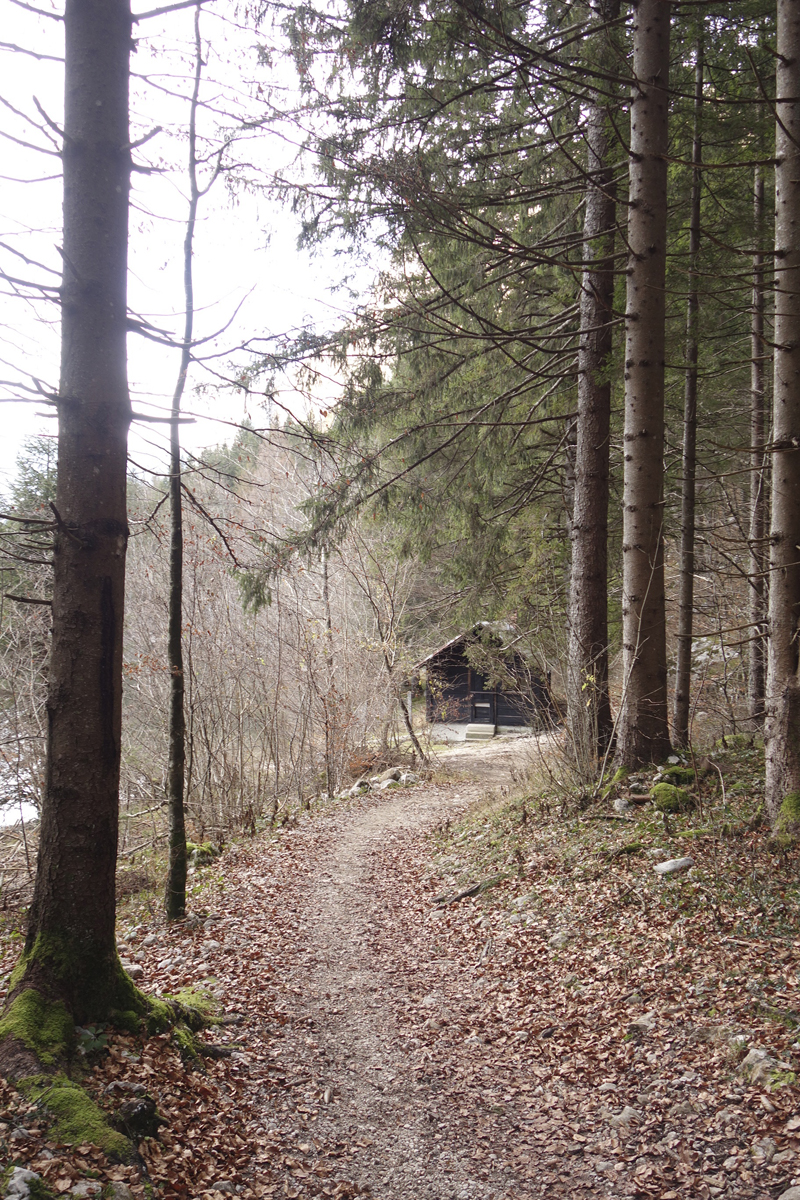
{"left": 167, "top": 985, "right": 218, "bottom": 1023}
{"left": 18, "top": 1074, "right": 131, "bottom": 1160}
{"left": 171, "top": 1025, "right": 202, "bottom": 1060}
{"left": 145, "top": 997, "right": 175, "bottom": 1035}
{"left": 777, "top": 792, "right": 800, "bottom": 841}
{"left": 186, "top": 842, "right": 221, "bottom": 865}
{"left": 0, "top": 989, "right": 74, "bottom": 1066}
{"left": 651, "top": 783, "right": 694, "bottom": 814}
{"left": 659, "top": 765, "right": 695, "bottom": 787}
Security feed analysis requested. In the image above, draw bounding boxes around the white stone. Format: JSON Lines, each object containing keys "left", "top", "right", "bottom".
{"left": 71, "top": 1183, "right": 102, "bottom": 1198}
{"left": 6, "top": 1169, "right": 41, "bottom": 1199}
{"left": 548, "top": 930, "right": 570, "bottom": 949}
{"left": 653, "top": 857, "right": 694, "bottom": 876}
{"left": 610, "top": 1105, "right": 642, "bottom": 1128}
{"left": 777, "top": 1189, "right": 800, "bottom": 1200}
{"left": 629, "top": 1011, "right": 657, "bottom": 1035}
{"left": 739, "top": 1046, "right": 790, "bottom": 1086}
{"left": 107, "top": 1185, "right": 135, "bottom": 1200}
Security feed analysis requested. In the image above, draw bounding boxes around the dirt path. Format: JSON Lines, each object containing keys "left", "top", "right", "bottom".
{"left": 286, "top": 783, "right": 491, "bottom": 1200}
{"left": 202, "top": 749, "right": 607, "bottom": 1200}
{"left": 3, "top": 740, "right": 796, "bottom": 1199}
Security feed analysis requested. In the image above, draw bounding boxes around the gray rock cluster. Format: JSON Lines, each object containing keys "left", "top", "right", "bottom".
{"left": 347, "top": 768, "right": 419, "bottom": 798}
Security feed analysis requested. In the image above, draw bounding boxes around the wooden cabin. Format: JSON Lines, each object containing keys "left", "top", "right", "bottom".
{"left": 416, "top": 625, "right": 550, "bottom": 731}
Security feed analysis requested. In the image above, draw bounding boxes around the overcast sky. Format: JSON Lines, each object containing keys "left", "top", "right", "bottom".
{"left": 0, "top": 0, "right": 369, "bottom": 497}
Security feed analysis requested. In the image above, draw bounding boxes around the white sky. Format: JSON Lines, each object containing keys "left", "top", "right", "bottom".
{"left": 0, "top": 0, "right": 371, "bottom": 498}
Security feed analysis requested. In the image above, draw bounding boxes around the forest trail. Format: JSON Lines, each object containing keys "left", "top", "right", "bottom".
{"left": 177, "top": 739, "right": 613, "bottom": 1200}
{"left": 163, "top": 735, "right": 616, "bottom": 1200}
{"left": 3, "top": 738, "right": 797, "bottom": 1200}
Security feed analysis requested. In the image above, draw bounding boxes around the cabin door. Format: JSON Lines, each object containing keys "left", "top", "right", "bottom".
{"left": 471, "top": 690, "right": 496, "bottom": 724}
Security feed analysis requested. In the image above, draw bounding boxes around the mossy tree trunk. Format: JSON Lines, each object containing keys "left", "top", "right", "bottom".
{"left": 765, "top": 0, "right": 800, "bottom": 836}
{"left": 6, "top": 0, "right": 139, "bottom": 1030}
{"left": 616, "top": 0, "right": 672, "bottom": 768}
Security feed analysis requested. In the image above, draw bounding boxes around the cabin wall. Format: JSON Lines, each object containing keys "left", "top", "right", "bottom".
{"left": 424, "top": 645, "right": 549, "bottom": 727}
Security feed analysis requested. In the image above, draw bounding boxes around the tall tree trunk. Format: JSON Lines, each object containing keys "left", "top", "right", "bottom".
{"left": 566, "top": 0, "right": 619, "bottom": 765}
{"left": 748, "top": 166, "right": 767, "bottom": 727}
{"left": 672, "top": 30, "right": 703, "bottom": 748}
{"left": 12, "top": 0, "right": 136, "bottom": 1026}
{"left": 616, "top": 0, "right": 672, "bottom": 767}
{"left": 765, "top": 0, "right": 800, "bottom": 835}
{"left": 321, "top": 546, "right": 336, "bottom": 798}
{"left": 165, "top": 5, "right": 204, "bottom": 920}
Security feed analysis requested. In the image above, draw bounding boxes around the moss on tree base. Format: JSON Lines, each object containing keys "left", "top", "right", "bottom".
{"left": 0, "top": 990, "right": 74, "bottom": 1068}
{"left": 0, "top": 941, "right": 216, "bottom": 1159}
{"left": 10, "top": 931, "right": 149, "bottom": 1028}
{"left": 775, "top": 791, "right": 800, "bottom": 844}
{"left": 18, "top": 1074, "right": 133, "bottom": 1161}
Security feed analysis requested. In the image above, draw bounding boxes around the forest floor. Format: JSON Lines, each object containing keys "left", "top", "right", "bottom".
{"left": 2, "top": 735, "right": 800, "bottom": 1200}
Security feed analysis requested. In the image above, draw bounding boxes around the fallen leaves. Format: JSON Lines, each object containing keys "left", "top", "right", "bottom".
{"left": 1, "top": 763, "right": 799, "bottom": 1200}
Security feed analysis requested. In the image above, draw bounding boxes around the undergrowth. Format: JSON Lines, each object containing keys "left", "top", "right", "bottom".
{"left": 429, "top": 738, "right": 800, "bottom": 947}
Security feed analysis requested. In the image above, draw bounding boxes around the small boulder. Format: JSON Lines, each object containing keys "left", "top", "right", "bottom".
{"left": 71, "top": 1184, "right": 102, "bottom": 1199}
{"left": 548, "top": 930, "right": 570, "bottom": 950}
{"left": 613, "top": 797, "right": 633, "bottom": 815}
{"left": 659, "top": 764, "right": 696, "bottom": 787}
{"left": 378, "top": 767, "right": 401, "bottom": 782}
{"left": 728, "top": 1033, "right": 749, "bottom": 1057}
{"left": 6, "top": 1169, "right": 41, "bottom": 1199}
{"left": 609, "top": 1105, "right": 642, "bottom": 1128}
{"left": 651, "top": 783, "right": 694, "bottom": 813}
{"left": 738, "top": 1046, "right": 792, "bottom": 1087}
{"left": 378, "top": 778, "right": 400, "bottom": 790}
{"left": 653, "top": 857, "right": 694, "bottom": 876}
{"left": 104, "top": 1080, "right": 147, "bottom": 1096}
{"left": 107, "top": 1186, "right": 135, "bottom": 1200}
{"left": 778, "top": 1189, "right": 800, "bottom": 1200}
{"left": 114, "top": 1094, "right": 165, "bottom": 1140}
{"left": 187, "top": 841, "right": 221, "bottom": 866}
{"left": 400, "top": 771, "right": 419, "bottom": 785}
{"left": 628, "top": 1012, "right": 657, "bottom": 1037}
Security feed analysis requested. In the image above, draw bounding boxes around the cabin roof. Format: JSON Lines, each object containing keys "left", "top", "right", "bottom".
{"left": 414, "top": 621, "right": 517, "bottom": 670}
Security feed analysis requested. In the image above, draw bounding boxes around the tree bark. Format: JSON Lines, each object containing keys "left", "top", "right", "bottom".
{"left": 18, "top": 0, "right": 135, "bottom": 1022}
{"left": 748, "top": 166, "right": 767, "bottom": 728}
{"left": 566, "top": 0, "right": 619, "bottom": 765}
{"left": 765, "top": 0, "right": 800, "bottom": 833}
{"left": 165, "top": 5, "right": 204, "bottom": 921}
{"left": 672, "top": 30, "right": 703, "bottom": 748}
{"left": 617, "top": 0, "right": 672, "bottom": 767}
